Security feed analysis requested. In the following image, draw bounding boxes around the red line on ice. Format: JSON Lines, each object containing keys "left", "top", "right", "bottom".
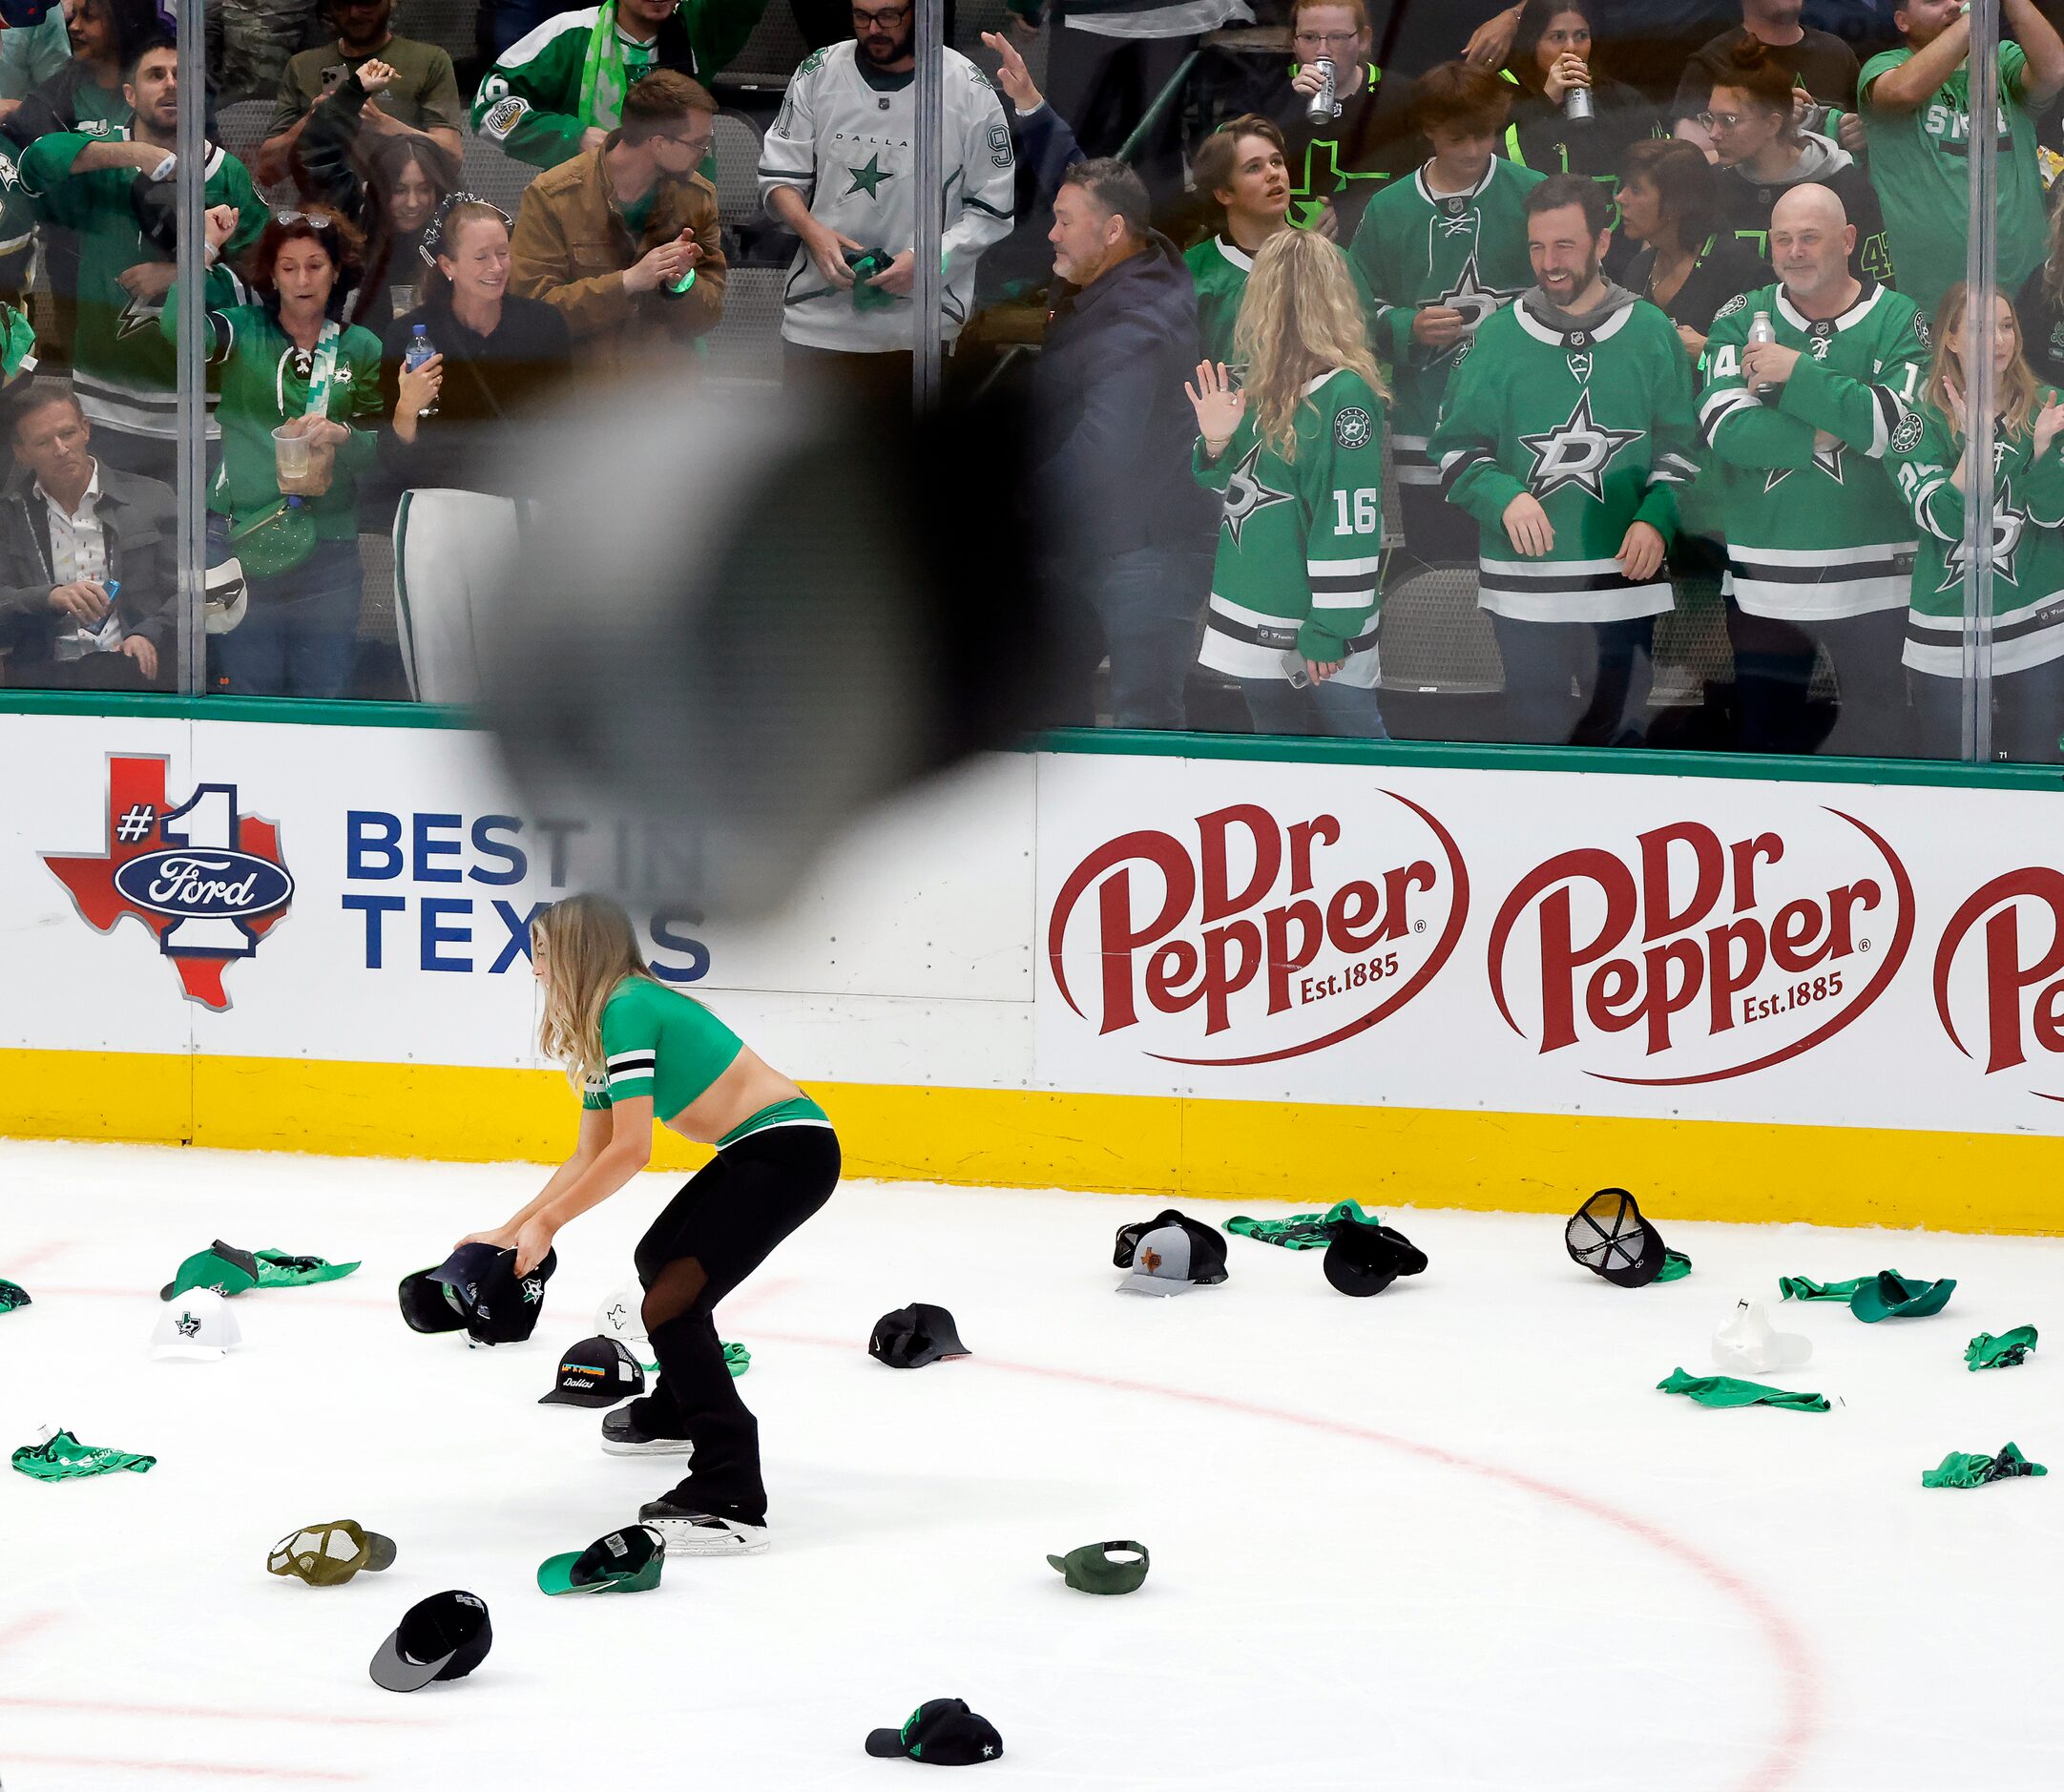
{"left": 0, "top": 1694, "right": 426, "bottom": 1727}
{"left": 749, "top": 1325, "right": 1824, "bottom": 1792}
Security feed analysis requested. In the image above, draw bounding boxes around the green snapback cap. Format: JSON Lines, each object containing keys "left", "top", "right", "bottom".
{"left": 1046, "top": 1539, "right": 1150, "bottom": 1594}
{"left": 537, "top": 1524, "right": 665, "bottom": 1595}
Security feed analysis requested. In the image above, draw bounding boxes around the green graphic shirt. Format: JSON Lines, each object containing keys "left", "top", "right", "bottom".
{"left": 19, "top": 129, "right": 265, "bottom": 438}
{"left": 1889, "top": 394, "right": 2064, "bottom": 676}
{"left": 1859, "top": 42, "right": 2046, "bottom": 322}
{"left": 1184, "top": 232, "right": 1252, "bottom": 368}
{"left": 1194, "top": 366, "right": 1386, "bottom": 684}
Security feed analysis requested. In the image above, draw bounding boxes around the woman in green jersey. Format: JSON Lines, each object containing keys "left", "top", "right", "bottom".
{"left": 463, "top": 894, "right": 839, "bottom": 1555}
{"left": 1187, "top": 227, "right": 1389, "bottom": 737}
{"left": 175, "top": 206, "right": 383, "bottom": 698}
{"left": 1892, "top": 281, "right": 2064, "bottom": 762}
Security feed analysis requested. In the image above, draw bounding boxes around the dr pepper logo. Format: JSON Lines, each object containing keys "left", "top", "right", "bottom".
{"left": 1934, "top": 868, "right": 2064, "bottom": 1100}
{"left": 43, "top": 755, "right": 294, "bottom": 1011}
{"left": 1488, "top": 810, "right": 1913, "bottom": 1084}
{"left": 1046, "top": 794, "right": 1468, "bottom": 1065}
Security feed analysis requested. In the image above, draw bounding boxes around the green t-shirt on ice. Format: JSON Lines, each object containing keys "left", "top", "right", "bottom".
{"left": 1859, "top": 40, "right": 2048, "bottom": 322}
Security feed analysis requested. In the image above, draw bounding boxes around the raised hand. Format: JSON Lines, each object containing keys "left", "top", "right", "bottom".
{"left": 1184, "top": 359, "right": 1246, "bottom": 450}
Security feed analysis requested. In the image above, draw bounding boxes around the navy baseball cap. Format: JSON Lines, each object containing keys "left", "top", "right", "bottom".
{"left": 865, "top": 1698, "right": 1003, "bottom": 1764}
{"left": 422, "top": 1244, "right": 558, "bottom": 1345}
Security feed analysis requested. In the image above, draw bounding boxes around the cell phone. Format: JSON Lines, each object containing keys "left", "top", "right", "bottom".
{"left": 319, "top": 64, "right": 347, "bottom": 94}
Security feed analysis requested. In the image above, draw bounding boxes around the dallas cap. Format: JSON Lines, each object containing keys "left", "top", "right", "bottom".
{"left": 1116, "top": 1222, "right": 1224, "bottom": 1296}
{"left": 1114, "top": 1209, "right": 1227, "bottom": 1290}
{"left": 536, "top": 1524, "right": 664, "bottom": 1595}
{"left": 869, "top": 1302, "right": 969, "bottom": 1369}
{"left": 594, "top": 1281, "right": 657, "bottom": 1369}
{"left": 160, "top": 1240, "right": 261, "bottom": 1302}
{"left": 539, "top": 1335, "right": 644, "bottom": 1407}
{"left": 267, "top": 1519, "right": 399, "bottom": 1587}
{"left": 425, "top": 1243, "right": 558, "bottom": 1345}
{"left": 398, "top": 1267, "right": 469, "bottom": 1335}
{"left": 865, "top": 1698, "right": 1004, "bottom": 1765}
{"left": 1565, "top": 1189, "right": 1669, "bottom": 1289}
{"left": 1322, "top": 1219, "right": 1428, "bottom": 1298}
{"left": 1046, "top": 1539, "right": 1149, "bottom": 1594}
{"left": 150, "top": 1286, "right": 243, "bottom": 1359}
{"left": 369, "top": 1590, "right": 491, "bottom": 1692}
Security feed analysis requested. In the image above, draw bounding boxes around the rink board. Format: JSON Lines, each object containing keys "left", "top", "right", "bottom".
{"left": 3, "top": 710, "right": 2063, "bottom": 1230}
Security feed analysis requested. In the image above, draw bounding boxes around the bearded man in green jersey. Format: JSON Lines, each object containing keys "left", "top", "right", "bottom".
{"left": 1858, "top": 0, "right": 2064, "bottom": 321}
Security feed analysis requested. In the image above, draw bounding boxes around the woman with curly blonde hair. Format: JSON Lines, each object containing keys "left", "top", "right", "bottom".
{"left": 1186, "top": 228, "right": 1392, "bottom": 735}
{"left": 459, "top": 893, "right": 838, "bottom": 1555}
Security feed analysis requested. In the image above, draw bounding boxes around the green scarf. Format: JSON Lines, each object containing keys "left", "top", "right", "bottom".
{"left": 1657, "top": 1368, "right": 1829, "bottom": 1412}
{"left": 1922, "top": 1442, "right": 2047, "bottom": 1489}
{"left": 579, "top": 2, "right": 635, "bottom": 134}
{"left": 12, "top": 1428, "right": 156, "bottom": 1482}
{"left": 1777, "top": 1275, "right": 1872, "bottom": 1302}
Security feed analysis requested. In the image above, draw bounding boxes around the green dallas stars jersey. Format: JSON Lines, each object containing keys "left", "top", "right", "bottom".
{"left": 1347, "top": 157, "right": 1543, "bottom": 498}
{"left": 19, "top": 129, "right": 265, "bottom": 439}
{"left": 473, "top": 0, "right": 765, "bottom": 170}
{"left": 1184, "top": 233, "right": 1251, "bottom": 367}
{"left": 1889, "top": 397, "right": 2064, "bottom": 677}
{"left": 757, "top": 40, "right": 1012, "bottom": 352}
{"left": 1859, "top": 42, "right": 2048, "bottom": 322}
{"left": 1194, "top": 367, "right": 1386, "bottom": 683}
{"left": 1429, "top": 294, "right": 1698, "bottom": 621}
{"left": 1697, "top": 281, "right": 1926, "bottom": 620}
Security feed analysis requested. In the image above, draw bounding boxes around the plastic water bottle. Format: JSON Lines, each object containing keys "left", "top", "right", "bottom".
{"left": 404, "top": 323, "right": 438, "bottom": 418}
{"left": 1747, "top": 308, "right": 1778, "bottom": 398}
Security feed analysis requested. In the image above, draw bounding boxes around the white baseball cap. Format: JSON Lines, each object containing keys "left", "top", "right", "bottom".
{"left": 1711, "top": 1299, "right": 1812, "bottom": 1374}
{"left": 150, "top": 1287, "right": 242, "bottom": 1360}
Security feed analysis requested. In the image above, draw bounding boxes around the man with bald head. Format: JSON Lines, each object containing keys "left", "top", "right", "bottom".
{"left": 1696, "top": 181, "right": 1927, "bottom": 757}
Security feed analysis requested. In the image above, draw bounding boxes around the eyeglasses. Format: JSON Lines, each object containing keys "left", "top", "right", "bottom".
{"left": 652, "top": 129, "right": 713, "bottom": 154}
{"left": 274, "top": 211, "right": 336, "bottom": 229}
{"left": 1293, "top": 30, "right": 1360, "bottom": 48}
{"left": 1696, "top": 111, "right": 1750, "bottom": 132}
{"left": 851, "top": 4, "right": 909, "bottom": 25}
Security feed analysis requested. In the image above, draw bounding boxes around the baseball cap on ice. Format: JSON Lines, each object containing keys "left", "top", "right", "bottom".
{"left": 369, "top": 1590, "right": 491, "bottom": 1692}
{"left": 539, "top": 1335, "right": 645, "bottom": 1407}
{"left": 865, "top": 1698, "right": 1004, "bottom": 1765}
{"left": 1046, "top": 1539, "right": 1149, "bottom": 1594}
{"left": 426, "top": 1243, "right": 558, "bottom": 1345}
{"left": 1114, "top": 1209, "right": 1226, "bottom": 1290}
{"left": 398, "top": 1267, "right": 469, "bottom": 1335}
{"left": 536, "top": 1524, "right": 665, "bottom": 1595}
{"left": 1850, "top": 1270, "right": 1957, "bottom": 1323}
{"left": 0, "top": 1278, "right": 31, "bottom": 1312}
{"left": 267, "top": 1519, "right": 398, "bottom": 1587}
{"left": 869, "top": 1303, "right": 969, "bottom": 1368}
{"left": 1322, "top": 1219, "right": 1428, "bottom": 1298}
{"left": 1565, "top": 1189, "right": 1679, "bottom": 1289}
{"left": 160, "top": 1240, "right": 261, "bottom": 1302}
{"left": 1116, "top": 1223, "right": 1225, "bottom": 1296}
{"left": 149, "top": 1287, "right": 242, "bottom": 1359}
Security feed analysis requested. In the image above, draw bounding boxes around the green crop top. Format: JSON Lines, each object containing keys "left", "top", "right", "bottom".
{"left": 580, "top": 976, "right": 744, "bottom": 1122}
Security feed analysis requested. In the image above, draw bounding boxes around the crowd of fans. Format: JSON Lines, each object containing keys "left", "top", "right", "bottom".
{"left": 0, "top": 0, "right": 2055, "bottom": 761}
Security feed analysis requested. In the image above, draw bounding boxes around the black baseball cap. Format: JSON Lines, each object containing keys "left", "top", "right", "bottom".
{"left": 1323, "top": 1219, "right": 1428, "bottom": 1298}
{"left": 865, "top": 1698, "right": 1004, "bottom": 1765}
{"left": 421, "top": 1243, "right": 558, "bottom": 1345}
{"left": 869, "top": 1303, "right": 969, "bottom": 1369}
{"left": 368, "top": 1590, "right": 491, "bottom": 1692}
{"left": 1113, "top": 1210, "right": 1227, "bottom": 1285}
{"left": 538, "top": 1335, "right": 645, "bottom": 1407}
{"left": 398, "top": 1268, "right": 469, "bottom": 1334}
{"left": 1565, "top": 1189, "right": 1667, "bottom": 1288}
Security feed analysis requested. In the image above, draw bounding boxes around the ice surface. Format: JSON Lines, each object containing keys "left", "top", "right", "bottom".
{"left": 2, "top": 1138, "right": 2061, "bottom": 1790}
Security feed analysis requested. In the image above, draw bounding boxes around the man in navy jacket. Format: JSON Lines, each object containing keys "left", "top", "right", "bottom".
{"left": 1032, "top": 157, "right": 1215, "bottom": 729}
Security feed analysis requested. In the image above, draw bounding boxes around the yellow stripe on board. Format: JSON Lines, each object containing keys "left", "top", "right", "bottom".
{"left": 3, "top": 1046, "right": 2061, "bottom": 1234}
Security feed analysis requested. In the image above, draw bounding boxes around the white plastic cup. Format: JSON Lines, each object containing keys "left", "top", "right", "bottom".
{"left": 272, "top": 423, "right": 313, "bottom": 483}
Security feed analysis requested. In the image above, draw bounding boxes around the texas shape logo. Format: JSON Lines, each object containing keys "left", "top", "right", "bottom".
{"left": 42, "top": 755, "right": 294, "bottom": 1010}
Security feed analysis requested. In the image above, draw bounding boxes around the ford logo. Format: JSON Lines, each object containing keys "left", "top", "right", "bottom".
{"left": 112, "top": 850, "right": 295, "bottom": 920}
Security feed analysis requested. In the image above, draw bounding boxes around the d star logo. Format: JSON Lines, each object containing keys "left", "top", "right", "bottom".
{"left": 1519, "top": 391, "right": 1643, "bottom": 501}
{"left": 1765, "top": 437, "right": 1846, "bottom": 493}
{"left": 43, "top": 756, "right": 295, "bottom": 1011}
{"left": 1438, "top": 254, "right": 1514, "bottom": 330}
{"left": 1219, "top": 443, "right": 1295, "bottom": 547}
{"left": 1941, "top": 483, "right": 2026, "bottom": 593}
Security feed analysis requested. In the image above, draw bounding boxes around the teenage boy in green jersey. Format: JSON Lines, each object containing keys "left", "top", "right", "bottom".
{"left": 1429, "top": 173, "right": 1699, "bottom": 745}
{"left": 473, "top": 0, "right": 768, "bottom": 171}
{"left": 1184, "top": 115, "right": 1291, "bottom": 367}
{"left": 19, "top": 38, "right": 266, "bottom": 484}
{"left": 1350, "top": 60, "right": 1543, "bottom": 562}
{"left": 1699, "top": 183, "right": 1927, "bottom": 758}
{"left": 1858, "top": 0, "right": 2064, "bottom": 321}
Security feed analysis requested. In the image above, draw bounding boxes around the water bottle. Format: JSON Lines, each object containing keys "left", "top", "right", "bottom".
{"left": 404, "top": 323, "right": 438, "bottom": 419}
{"left": 1747, "top": 309, "right": 1778, "bottom": 397}
{"left": 1305, "top": 56, "right": 1337, "bottom": 125}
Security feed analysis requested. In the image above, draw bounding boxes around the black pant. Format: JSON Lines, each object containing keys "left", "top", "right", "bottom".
{"left": 1488, "top": 612, "right": 1657, "bottom": 745}
{"left": 1726, "top": 602, "right": 1915, "bottom": 759}
{"left": 633, "top": 1124, "right": 841, "bottom": 1520}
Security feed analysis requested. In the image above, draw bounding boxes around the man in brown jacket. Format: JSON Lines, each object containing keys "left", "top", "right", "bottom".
{"left": 509, "top": 69, "right": 726, "bottom": 382}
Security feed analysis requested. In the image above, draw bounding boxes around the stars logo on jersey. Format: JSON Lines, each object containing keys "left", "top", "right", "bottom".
{"left": 115, "top": 287, "right": 170, "bottom": 341}
{"left": 1890, "top": 409, "right": 1925, "bottom": 455}
{"left": 845, "top": 153, "right": 893, "bottom": 198}
{"left": 1940, "top": 481, "right": 2027, "bottom": 593}
{"left": 1763, "top": 435, "right": 1847, "bottom": 493}
{"left": 1334, "top": 406, "right": 1373, "bottom": 450}
{"left": 1219, "top": 442, "right": 1296, "bottom": 546}
{"left": 1439, "top": 255, "right": 1515, "bottom": 332}
{"left": 1518, "top": 390, "right": 1644, "bottom": 501}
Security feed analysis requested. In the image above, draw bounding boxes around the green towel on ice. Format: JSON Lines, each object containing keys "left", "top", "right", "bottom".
{"left": 1965, "top": 1327, "right": 2037, "bottom": 1370}
{"left": 1777, "top": 1275, "right": 1873, "bottom": 1302}
{"left": 723, "top": 1341, "right": 750, "bottom": 1378}
{"left": 1225, "top": 1200, "right": 1382, "bottom": 1250}
{"left": 253, "top": 1249, "right": 361, "bottom": 1288}
{"left": 0, "top": 1278, "right": 29, "bottom": 1312}
{"left": 11, "top": 1428, "right": 156, "bottom": 1482}
{"left": 1922, "top": 1442, "right": 2046, "bottom": 1489}
{"left": 1657, "top": 1368, "right": 1830, "bottom": 1412}
{"left": 1655, "top": 1249, "right": 1693, "bottom": 1283}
